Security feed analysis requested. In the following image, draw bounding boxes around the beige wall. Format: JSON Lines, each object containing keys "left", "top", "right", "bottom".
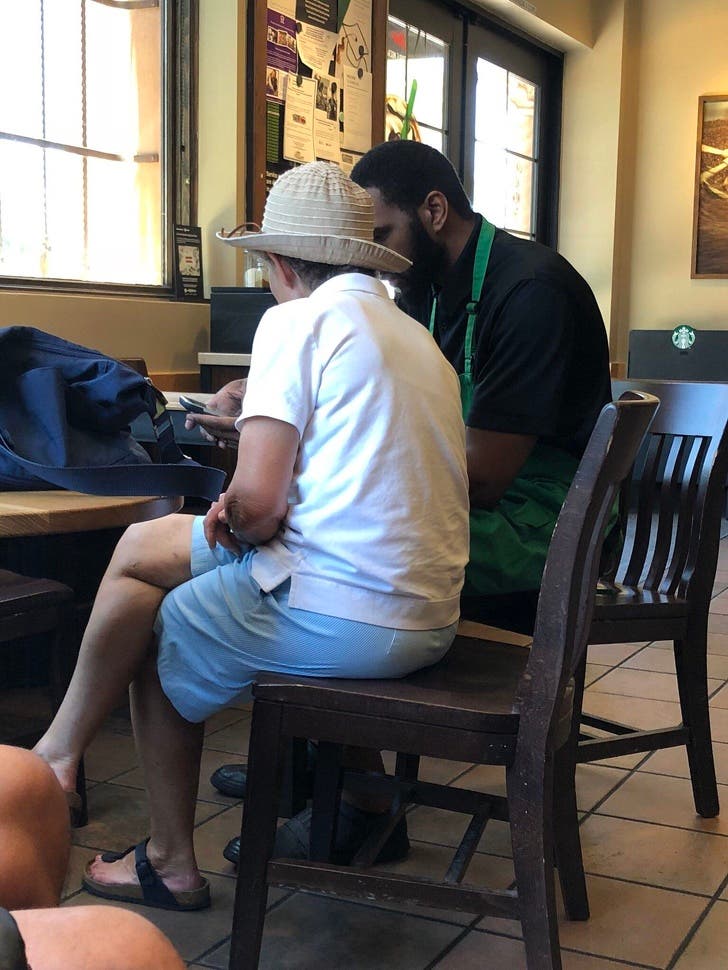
{"left": 558, "top": 0, "right": 728, "bottom": 368}
{"left": 627, "top": 0, "right": 728, "bottom": 336}
{"left": 559, "top": 0, "right": 628, "bottom": 341}
{"left": 0, "top": 290, "right": 208, "bottom": 374}
{"left": 474, "top": 0, "right": 596, "bottom": 50}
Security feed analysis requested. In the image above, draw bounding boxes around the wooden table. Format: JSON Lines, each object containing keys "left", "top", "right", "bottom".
{"left": 0, "top": 491, "right": 183, "bottom": 663}
{"left": 0, "top": 491, "right": 182, "bottom": 539}
{"left": 0, "top": 490, "right": 183, "bottom": 742}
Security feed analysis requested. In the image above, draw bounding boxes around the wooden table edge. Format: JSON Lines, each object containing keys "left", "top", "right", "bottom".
{"left": 0, "top": 494, "right": 183, "bottom": 539}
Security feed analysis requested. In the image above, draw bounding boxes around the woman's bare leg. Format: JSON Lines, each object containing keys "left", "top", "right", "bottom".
{"left": 84, "top": 652, "right": 206, "bottom": 893}
{"left": 13, "top": 907, "right": 185, "bottom": 970}
{"left": 34, "top": 513, "right": 196, "bottom": 793}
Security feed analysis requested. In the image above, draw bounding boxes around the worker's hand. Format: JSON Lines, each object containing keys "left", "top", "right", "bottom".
{"left": 185, "top": 379, "right": 246, "bottom": 449}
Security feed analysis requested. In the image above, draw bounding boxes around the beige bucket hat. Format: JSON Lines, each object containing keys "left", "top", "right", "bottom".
{"left": 217, "top": 161, "right": 411, "bottom": 273}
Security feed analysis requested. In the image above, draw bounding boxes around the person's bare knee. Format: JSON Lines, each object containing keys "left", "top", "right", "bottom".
{"left": 110, "top": 514, "right": 195, "bottom": 590}
{"left": 0, "top": 746, "right": 66, "bottom": 814}
{"left": 0, "top": 747, "right": 69, "bottom": 908}
{"left": 13, "top": 907, "right": 186, "bottom": 970}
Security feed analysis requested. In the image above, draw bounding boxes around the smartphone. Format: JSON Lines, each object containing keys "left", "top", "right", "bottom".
{"left": 178, "top": 394, "right": 220, "bottom": 416}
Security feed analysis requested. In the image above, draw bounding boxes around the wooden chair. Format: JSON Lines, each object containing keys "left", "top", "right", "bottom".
{"left": 228, "top": 392, "right": 658, "bottom": 970}
{"left": 0, "top": 570, "right": 86, "bottom": 824}
{"left": 119, "top": 357, "right": 149, "bottom": 377}
{"left": 578, "top": 380, "right": 728, "bottom": 819}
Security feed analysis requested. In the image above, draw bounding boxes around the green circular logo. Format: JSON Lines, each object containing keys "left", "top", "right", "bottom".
{"left": 672, "top": 325, "right": 696, "bottom": 350}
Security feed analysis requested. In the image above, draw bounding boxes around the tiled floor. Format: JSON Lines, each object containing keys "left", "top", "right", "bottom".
{"left": 55, "top": 533, "right": 728, "bottom": 969}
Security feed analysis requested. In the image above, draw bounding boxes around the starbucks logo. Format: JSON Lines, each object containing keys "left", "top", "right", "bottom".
{"left": 672, "top": 325, "right": 696, "bottom": 351}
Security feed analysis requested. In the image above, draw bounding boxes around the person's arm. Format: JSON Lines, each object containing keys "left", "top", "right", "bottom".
{"left": 466, "top": 428, "right": 537, "bottom": 509}
{"left": 184, "top": 379, "right": 246, "bottom": 448}
{"left": 222, "top": 415, "right": 299, "bottom": 545}
{"left": 465, "top": 279, "right": 579, "bottom": 508}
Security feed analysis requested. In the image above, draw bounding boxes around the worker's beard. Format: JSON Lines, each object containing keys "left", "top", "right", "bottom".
{"left": 390, "top": 215, "right": 447, "bottom": 316}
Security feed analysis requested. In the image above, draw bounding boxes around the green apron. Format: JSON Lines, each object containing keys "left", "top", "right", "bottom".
{"left": 430, "top": 219, "right": 579, "bottom": 597}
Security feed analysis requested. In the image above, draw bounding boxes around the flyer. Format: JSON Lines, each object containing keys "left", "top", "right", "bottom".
{"left": 297, "top": 0, "right": 336, "bottom": 32}
{"left": 314, "top": 74, "right": 341, "bottom": 162}
{"left": 267, "top": 4, "right": 297, "bottom": 76}
{"left": 296, "top": 23, "right": 338, "bottom": 74}
{"left": 339, "top": 149, "right": 362, "bottom": 176}
{"left": 283, "top": 74, "right": 316, "bottom": 163}
{"left": 266, "top": 67, "right": 286, "bottom": 103}
{"left": 336, "top": 0, "right": 371, "bottom": 74}
{"left": 341, "top": 65, "right": 372, "bottom": 154}
{"left": 314, "top": 73, "right": 340, "bottom": 121}
{"left": 173, "top": 225, "right": 204, "bottom": 300}
{"left": 296, "top": 0, "right": 338, "bottom": 74}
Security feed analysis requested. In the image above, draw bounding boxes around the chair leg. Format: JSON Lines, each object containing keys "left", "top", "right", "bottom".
{"left": 278, "top": 738, "right": 310, "bottom": 818}
{"left": 553, "top": 658, "right": 589, "bottom": 920}
{"left": 229, "top": 701, "right": 286, "bottom": 970}
{"left": 674, "top": 629, "right": 719, "bottom": 818}
{"left": 552, "top": 743, "right": 589, "bottom": 920}
{"left": 508, "top": 756, "right": 563, "bottom": 970}
{"left": 309, "top": 742, "right": 343, "bottom": 862}
{"left": 394, "top": 752, "right": 420, "bottom": 781}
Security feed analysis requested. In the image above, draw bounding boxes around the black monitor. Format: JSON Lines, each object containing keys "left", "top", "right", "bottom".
{"left": 210, "top": 287, "right": 277, "bottom": 354}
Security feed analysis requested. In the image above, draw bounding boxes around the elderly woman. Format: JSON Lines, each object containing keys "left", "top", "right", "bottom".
{"left": 34, "top": 162, "right": 469, "bottom": 910}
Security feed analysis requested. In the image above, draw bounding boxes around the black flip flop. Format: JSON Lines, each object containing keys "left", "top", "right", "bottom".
{"left": 82, "top": 839, "right": 210, "bottom": 911}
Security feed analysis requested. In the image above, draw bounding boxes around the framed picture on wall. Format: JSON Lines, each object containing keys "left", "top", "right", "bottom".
{"left": 692, "top": 95, "right": 728, "bottom": 278}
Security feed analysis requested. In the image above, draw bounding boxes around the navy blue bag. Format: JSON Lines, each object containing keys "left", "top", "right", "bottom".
{"left": 0, "top": 326, "right": 225, "bottom": 501}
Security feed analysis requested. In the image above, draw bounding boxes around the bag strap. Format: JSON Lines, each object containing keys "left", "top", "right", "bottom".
{"left": 0, "top": 431, "right": 225, "bottom": 501}
{"left": 144, "top": 382, "right": 186, "bottom": 464}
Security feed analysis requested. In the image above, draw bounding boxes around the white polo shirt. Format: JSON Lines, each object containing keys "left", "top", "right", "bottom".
{"left": 236, "top": 273, "right": 469, "bottom": 630}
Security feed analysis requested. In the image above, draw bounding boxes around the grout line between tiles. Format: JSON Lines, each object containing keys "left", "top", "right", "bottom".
{"left": 665, "top": 869, "right": 728, "bottom": 969}
{"left": 558, "top": 946, "right": 659, "bottom": 969}
{"left": 423, "top": 923, "right": 475, "bottom": 969}
{"left": 577, "top": 753, "right": 653, "bottom": 822}
{"left": 583, "top": 644, "right": 653, "bottom": 689}
{"left": 189, "top": 888, "right": 297, "bottom": 966}
{"left": 578, "top": 868, "right": 718, "bottom": 900}
{"left": 588, "top": 807, "right": 728, "bottom": 838}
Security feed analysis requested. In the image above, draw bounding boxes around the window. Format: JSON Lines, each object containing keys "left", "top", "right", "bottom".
{"left": 463, "top": 20, "right": 561, "bottom": 245}
{"left": 472, "top": 61, "right": 537, "bottom": 239}
{"left": 388, "top": 0, "right": 562, "bottom": 246}
{"left": 386, "top": 16, "right": 449, "bottom": 152}
{"left": 0, "top": 0, "right": 193, "bottom": 291}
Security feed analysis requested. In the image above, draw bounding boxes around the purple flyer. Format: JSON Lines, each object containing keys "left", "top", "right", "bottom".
{"left": 267, "top": 8, "right": 298, "bottom": 75}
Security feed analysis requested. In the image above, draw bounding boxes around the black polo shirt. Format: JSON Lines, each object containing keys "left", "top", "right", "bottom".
{"left": 426, "top": 217, "right": 611, "bottom": 459}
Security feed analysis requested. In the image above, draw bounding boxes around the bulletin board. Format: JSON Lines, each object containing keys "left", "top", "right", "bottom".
{"left": 246, "top": 0, "right": 387, "bottom": 225}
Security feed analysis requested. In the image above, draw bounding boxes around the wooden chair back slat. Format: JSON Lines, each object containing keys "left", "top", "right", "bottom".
{"left": 644, "top": 435, "right": 694, "bottom": 588}
{"left": 516, "top": 393, "right": 659, "bottom": 734}
{"left": 622, "top": 434, "right": 665, "bottom": 587}
{"left": 661, "top": 436, "right": 709, "bottom": 595}
{"left": 612, "top": 380, "right": 728, "bottom": 604}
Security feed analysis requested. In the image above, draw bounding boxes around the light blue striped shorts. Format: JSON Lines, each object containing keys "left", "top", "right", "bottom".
{"left": 155, "top": 517, "right": 457, "bottom": 723}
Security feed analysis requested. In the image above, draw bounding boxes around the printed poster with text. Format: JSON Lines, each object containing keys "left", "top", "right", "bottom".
{"left": 283, "top": 74, "right": 317, "bottom": 163}
{"left": 267, "top": 0, "right": 297, "bottom": 103}
{"left": 314, "top": 73, "right": 341, "bottom": 162}
{"left": 342, "top": 64, "right": 372, "bottom": 153}
{"left": 296, "top": 0, "right": 338, "bottom": 75}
